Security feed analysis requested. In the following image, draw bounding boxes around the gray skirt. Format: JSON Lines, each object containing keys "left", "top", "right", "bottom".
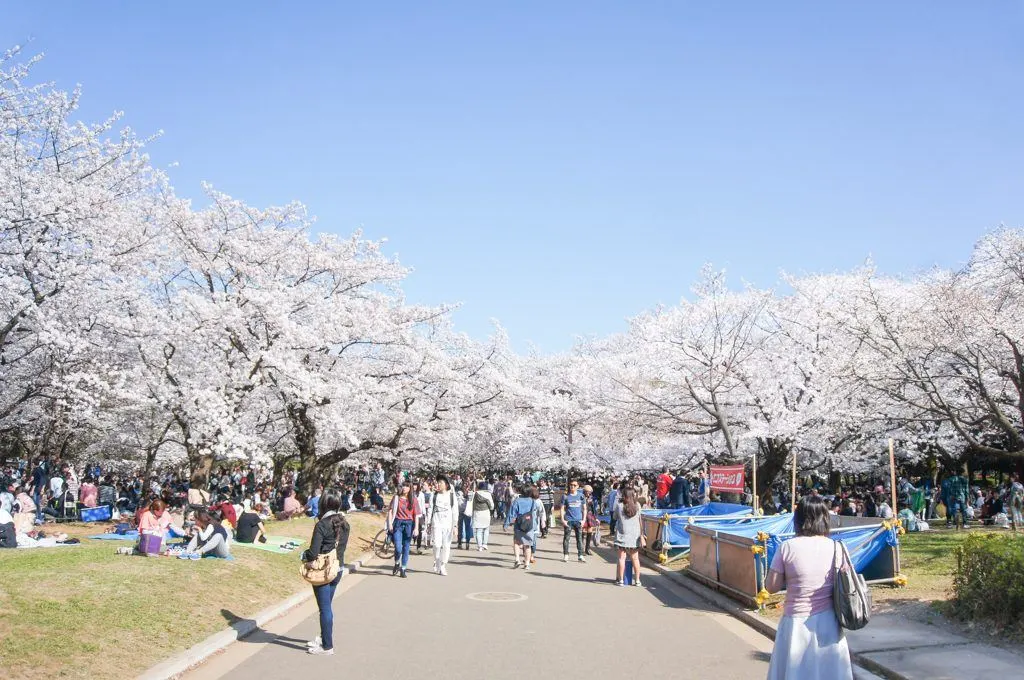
{"left": 513, "top": 528, "right": 536, "bottom": 547}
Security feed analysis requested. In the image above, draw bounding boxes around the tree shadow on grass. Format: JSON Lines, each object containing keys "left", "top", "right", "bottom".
{"left": 219, "top": 609, "right": 307, "bottom": 651}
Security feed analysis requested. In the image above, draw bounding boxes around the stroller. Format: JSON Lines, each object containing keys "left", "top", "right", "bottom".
{"left": 58, "top": 488, "right": 79, "bottom": 522}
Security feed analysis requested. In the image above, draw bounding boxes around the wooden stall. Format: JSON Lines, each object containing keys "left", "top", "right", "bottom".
{"left": 686, "top": 517, "right": 902, "bottom": 608}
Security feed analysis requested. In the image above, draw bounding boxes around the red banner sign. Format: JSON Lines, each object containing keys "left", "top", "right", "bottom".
{"left": 709, "top": 465, "right": 745, "bottom": 493}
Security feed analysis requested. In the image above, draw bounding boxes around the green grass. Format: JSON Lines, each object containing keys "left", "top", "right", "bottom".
{"left": 0, "top": 512, "right": 382, "bottom": 680}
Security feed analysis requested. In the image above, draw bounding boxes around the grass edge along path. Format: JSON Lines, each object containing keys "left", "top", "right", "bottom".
{"left": 0, "top": 512, "right": 383, "bottom": 680}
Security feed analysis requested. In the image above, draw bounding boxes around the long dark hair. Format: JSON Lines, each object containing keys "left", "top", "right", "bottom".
{"left": 794, "top": 495, "right": 831, "bottom": 537}
{"left": 319, "top": 491, "right": 347, "bottom": 539}
{"left": 621, "top": 488, "right": 639, "bottom": 519}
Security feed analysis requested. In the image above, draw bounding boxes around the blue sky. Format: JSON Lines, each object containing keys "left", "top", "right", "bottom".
{"left": 5, "top": 2, "right": 1022, "bottom": 351}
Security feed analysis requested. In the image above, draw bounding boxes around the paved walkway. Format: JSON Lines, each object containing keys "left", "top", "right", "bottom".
{"left": 185, "top": 526, "right": 775, "bottom": 680}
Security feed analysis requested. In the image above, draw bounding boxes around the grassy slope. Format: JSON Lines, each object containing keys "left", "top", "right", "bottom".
{"left": 0, "top": 512, "right": 382, "bottom": 680}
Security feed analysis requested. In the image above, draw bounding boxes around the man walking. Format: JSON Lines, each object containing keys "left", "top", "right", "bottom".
{"left": 942, "top": 469, "right": 970, "bottom": 530}
{"left": 656, "top": 467, "right": 674, "bottom": 509}
{"left": 538, "top": 479, "right": 554, "bottom": 538}
{"left": 562, "top": 480, "right": 587, "bottom": 562}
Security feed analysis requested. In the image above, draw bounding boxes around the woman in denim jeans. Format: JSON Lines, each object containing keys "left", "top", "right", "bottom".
{"left": 457, "top": 482, "right": 473, "bottom": 549}
{"left": 306, "top": 492, "right": 350, "bottom": 656}
{"left": 387, "top": 480, "right": 421, "bottom": 577}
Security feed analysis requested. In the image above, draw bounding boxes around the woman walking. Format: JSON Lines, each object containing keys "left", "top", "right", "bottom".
{"left": 430, "top": 476, "right": 459, "bottom": 575}
{"left": 505, "top": 486, "right": 540, "bottom": 570}
{"left": 613, "top": 488, "right": 644, "bottom": 586}
{"left": 387, "top": 480, "right": 421, "bottom": 578}
{"left": 306, "top": 492, "right": 350, "bottom": 656}
{"left": 765, "top": 495, "right": 853, "bottom": 679}
{"left": 457, "top": 482, "right": 473, "bottom": 549}
{"left": 467, "top": 481, "right": 494, "bottom": 551}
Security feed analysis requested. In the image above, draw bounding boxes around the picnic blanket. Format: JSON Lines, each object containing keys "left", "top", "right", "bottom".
{"left": 89, "top": 531, "right": 140, "bottom": 541}
{"left": 232, "top": 535, "right": 303, "bottom": 555}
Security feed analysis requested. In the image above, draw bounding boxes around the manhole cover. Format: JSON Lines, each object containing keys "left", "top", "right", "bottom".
{"left": 466, "top": 591, "right": 528, "bottom": 602}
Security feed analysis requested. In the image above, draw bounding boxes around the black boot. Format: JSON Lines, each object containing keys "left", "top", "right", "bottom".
{"left": 392, "top": 563, "right": 399, "bottom": 576}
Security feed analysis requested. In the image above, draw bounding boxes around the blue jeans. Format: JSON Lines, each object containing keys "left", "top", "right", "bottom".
{"left": 392, "top": 519, "right": 414, "bottom": 568}
{"left": 312, "top": 572, "right": 342, "bottom": 650}
{"left": 34, "top": 490, "right": 42, "bottom": 522}
{"left": 474, "top": 526, "right": 490, "bottom": 547}
{"left": 947, "top": 500, "right": 967, "bottom": 526}
{"left": 459, "top": 514, "right": 473, "bottom": 544}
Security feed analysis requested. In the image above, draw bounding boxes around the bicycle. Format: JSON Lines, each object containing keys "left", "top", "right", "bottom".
{"left": 372, "top": 527, "right": 395, "bottom": 559}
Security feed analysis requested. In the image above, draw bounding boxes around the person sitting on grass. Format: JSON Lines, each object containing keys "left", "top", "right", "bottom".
{"left": 235, "top": 499, "right": 267, "bottom": 544}
{"left": 277, "top": 487, "right": 303, "bottom": 520}
{"left": 897, "top": 502, "right": 918, "bottom": 532}
{"left": 0, "top": 506, "right": 16, "bottom": 548}
{"left": 180, "top": 510, "right": 232, "bottom": 559}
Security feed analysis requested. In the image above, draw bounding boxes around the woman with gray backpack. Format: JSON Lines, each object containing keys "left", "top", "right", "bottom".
{"left": 764, "top": 494, "right": 856, "bottom": 679}
{"left": 504, "top": 485, "right": 541, "bottom": 570}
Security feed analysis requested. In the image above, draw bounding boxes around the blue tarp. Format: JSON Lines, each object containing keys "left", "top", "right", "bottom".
{"left": 766, "top": 525, "right": 899, "bottom": 573}
{"left": 598, "top": 501, "right": 752, "bottom": 526}
{"left": 666, "top": 511, "right": 790, "bottom": 547}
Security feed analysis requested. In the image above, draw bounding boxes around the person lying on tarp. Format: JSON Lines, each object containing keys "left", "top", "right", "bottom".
{"left": 234, "top": 499, "right": 267, "bottom": 544}
{"left": 180, "top": 510, "right": 232, "bottom": 559}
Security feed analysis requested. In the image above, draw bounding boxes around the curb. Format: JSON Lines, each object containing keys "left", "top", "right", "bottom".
{"left": 137, "top": 551, "right": 376, "bottom": 680}
{"left": 642, "top": 556, "right": 906, "bottom": 680}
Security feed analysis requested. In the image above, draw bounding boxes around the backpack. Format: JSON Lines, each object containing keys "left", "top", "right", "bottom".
{"left": 832, "top": 540, "right": 872, "bottom": 630}
{"left": 473, "top": 493, "right": 491, "bottom": 512}
{"left": 515, "top": 499, "right": 535, "bottom": 533}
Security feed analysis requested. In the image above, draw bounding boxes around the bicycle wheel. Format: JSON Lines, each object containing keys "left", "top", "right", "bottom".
{"left": 373, "top": 528, "right": 394, "bottom": 559}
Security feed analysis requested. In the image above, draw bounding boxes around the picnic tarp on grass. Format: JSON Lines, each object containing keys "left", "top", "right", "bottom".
{"left": 231, "top": 536, "right": 303, "bottom": 554}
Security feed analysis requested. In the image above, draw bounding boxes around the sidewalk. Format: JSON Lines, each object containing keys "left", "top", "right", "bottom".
{"left": 647, "top": 556, "right": 1024, "bottom": 680}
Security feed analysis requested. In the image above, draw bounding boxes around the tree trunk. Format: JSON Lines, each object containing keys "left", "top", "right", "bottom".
{"left": 755, "top": 438, "right": 790, "bottom": 508}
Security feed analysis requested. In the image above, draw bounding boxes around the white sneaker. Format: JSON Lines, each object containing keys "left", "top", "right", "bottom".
{"left": 477, "top": 546, "right": 483, "bottom": 552}
{"left": 578, "top": 555, "right": 586, "bottom": 563}
{"left": 482, "top": 545, "right": 489, "bottom": 551}
{"left": 524, "top": 563, "right": 531, "bottom": 572}
{"left": 563, "top": 554, "right": 569, "bottom": 562}
{"left": 440, "top": 566, "right": 448, "bottom": 576}
{"left": 432, "top": 564, "right": 439, "bottom": 574}
{"left": 308, "top": 646, "right": 334, "bottom": 656}
{"left": 513, "top": 561, "right": 522, "bottom": 569}
{"left": 306, "top": 636, "right": 321, "bottom": 648}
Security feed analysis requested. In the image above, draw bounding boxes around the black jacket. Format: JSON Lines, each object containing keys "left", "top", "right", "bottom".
{"left": 310, "top": 513, "right": 350, "bottom": 563}
{"left": 669, "top": 476, "right": 692, "bottom": 507}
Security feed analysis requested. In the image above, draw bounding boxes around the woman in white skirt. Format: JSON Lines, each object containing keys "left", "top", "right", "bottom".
{"left": 765, "top": 494, "right": 853, "bottom": 680}
{"left": 430, "top": 476, "right": 459, "bottom": 575}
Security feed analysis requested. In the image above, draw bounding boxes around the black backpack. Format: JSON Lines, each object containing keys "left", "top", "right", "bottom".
{"left": 515, "top": 499, "right": 535, "bottom": 533}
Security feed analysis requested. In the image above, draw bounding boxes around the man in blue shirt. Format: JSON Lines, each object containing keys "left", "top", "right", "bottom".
{"left": 561, "top": 480, "right": 588, "bottom": 562}
{"left": 305, "top": 487, "right": 322, "bottom": 518}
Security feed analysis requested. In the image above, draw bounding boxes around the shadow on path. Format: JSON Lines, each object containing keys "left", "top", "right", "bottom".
{"left": 220, "top": 609, "right": 307, "bottom": 651}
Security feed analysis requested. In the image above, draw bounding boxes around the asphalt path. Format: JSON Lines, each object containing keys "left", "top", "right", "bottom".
{"left": 184, "top": 522, "right": 773, "bottom": 680}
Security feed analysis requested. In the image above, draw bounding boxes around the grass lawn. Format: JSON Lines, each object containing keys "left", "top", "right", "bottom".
{"left": 0, "top": 511, "right": 382, "bottom": 680}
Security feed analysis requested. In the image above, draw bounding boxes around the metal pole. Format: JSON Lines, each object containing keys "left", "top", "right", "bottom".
{"left": 791, "top": 448, "right": 797, "bottom": 513}
{"left": 752, "top": 451, "right": 758, "bottom": 513}
{"left": 889, "top": 438, "right": 897, "bottom": 516}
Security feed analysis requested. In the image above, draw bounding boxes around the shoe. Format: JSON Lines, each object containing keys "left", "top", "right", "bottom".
{"left": 440, "top": 566, "right": 447, "bottom": 576}
{"left": 392, "top": 564, "right": 399, "bottom": 576}
{"left": 524, "top": 563, "right": 531, "bottom": 572}
{"left": 400, "top": 569, "right": 408, "bottom": 578}
{"left": 432, "top": 564, "right": 439, "bottom": 574}
{"left": 585, "top": 550, "right": 593, "bottom": 556}
{"left": 308, "top": 646, "right": 334, "bottom": 656}
{"left": 633, "top": 579, "right": 643, "bottom": 587}
{"left": 482, "top": 545, "right": 489, "bottom": 551}
{"left": 563, "top": 554, "right": 569, "bottom": 562}
{"left": 513, "top": 561, "right": 522, "bottom": 569}
{"left": 616, "top": 580, "right": 625, "bottom": 587}
{"left": 477, "top": 546, "right": 483, "bottom": 552}
{"left": 306, "top": 636, "right": 321, "bottom": 648}
{"left": 578, "top": 555, "right": 586, "bottom": 563}
{"left": 189, "top": 552, "right": 201, "bottom": 560}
